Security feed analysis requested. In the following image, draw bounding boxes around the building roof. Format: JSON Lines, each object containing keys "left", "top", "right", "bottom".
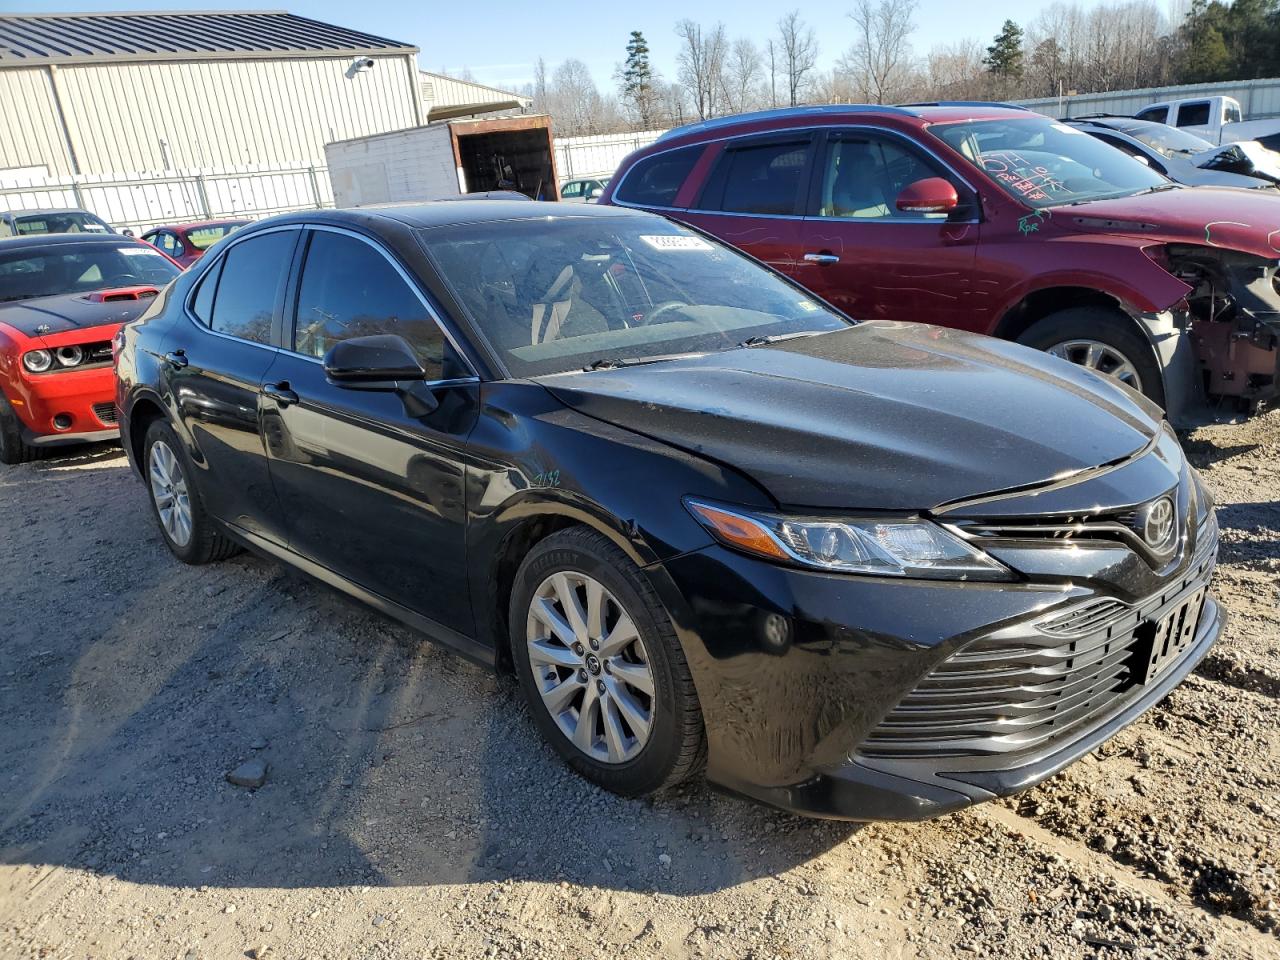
{"left": 420, "top": 70, "right": 531, "bottom": 122}
{"left": 0, "top": 10, "right": 418, "bottom": 67}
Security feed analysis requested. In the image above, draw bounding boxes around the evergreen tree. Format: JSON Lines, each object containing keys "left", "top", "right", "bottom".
{"left": 984, "top": 20, "right": 1024, "bottom": 82}
{"left": 620, "top": 31, "right": 658, "bottom": 129}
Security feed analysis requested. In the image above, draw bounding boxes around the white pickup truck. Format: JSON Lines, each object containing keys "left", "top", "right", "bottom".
{"left": 1135, "top": 95, "right": 1280, "bottom": 153}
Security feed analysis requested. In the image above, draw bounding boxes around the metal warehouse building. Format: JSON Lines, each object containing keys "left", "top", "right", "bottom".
{"left": 0, "top": 10, "right": 527, "bottom": 180}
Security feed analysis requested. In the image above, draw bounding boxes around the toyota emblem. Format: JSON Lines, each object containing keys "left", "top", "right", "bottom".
{"left": 1139, "top": 496, "right": 1176, "bottom": 553}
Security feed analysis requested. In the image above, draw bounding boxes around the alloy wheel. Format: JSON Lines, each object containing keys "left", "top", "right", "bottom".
{"left": 1047, "top": 339, "right": 1145, "bottom": 393}
{"left": 149, "top": 440, "right": 193, "bottom": 547}
{"left": 525, "top": 571, "right": 655, "bottom": 764}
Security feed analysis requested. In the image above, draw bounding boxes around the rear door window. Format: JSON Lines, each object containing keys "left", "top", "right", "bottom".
{"left": 699, "top": 138, "right": 813, "bottom": 216}
{"left": 614, "top": 145, "right": 703, "bottom": 207}
{"left": 205, "top": 230, "right": 296, "bottom": 345}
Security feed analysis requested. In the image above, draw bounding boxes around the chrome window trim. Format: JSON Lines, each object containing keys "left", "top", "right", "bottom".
{"left": 611, "top": 122, "right": 982, "bottom": 226}
{"left": 180, "top": 223, "right": 300, "bottom": 355}
{"left": 285, "top": 223, "right": 479, "bottom": 380}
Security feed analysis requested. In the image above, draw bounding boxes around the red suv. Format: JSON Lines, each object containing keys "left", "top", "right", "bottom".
{"left": 600, "top": 103, "right": 1280, "bottom": 419}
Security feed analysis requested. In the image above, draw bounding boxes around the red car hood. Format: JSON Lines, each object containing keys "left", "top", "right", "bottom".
{"left": 1062, "top": 186, "right": 1280, "bottom": 259}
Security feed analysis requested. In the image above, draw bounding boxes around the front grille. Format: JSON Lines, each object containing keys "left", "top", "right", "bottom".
{"left": 92, "top": 402, "right": 118, "bottom": 426}
{"left": 860, "top": 527, "right": 1217, "bottom": 761}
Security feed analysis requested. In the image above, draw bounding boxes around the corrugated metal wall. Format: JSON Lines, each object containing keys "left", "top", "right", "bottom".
{"left": 0, "top": 54, "right": 420, "bottom": 178}
{"left": 1017, "top": 77, "right": 1280, "bottom": 119}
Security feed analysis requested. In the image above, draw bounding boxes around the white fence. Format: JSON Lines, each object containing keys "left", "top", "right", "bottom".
{"left": 0, "top": 162, "right": 334, "bottom": 234}
{"left": 1, "top": 128, "right": 668, "bottom": 232}
{"left": 1015, "top": 76, "right": 1280, "bottom": 119}
{"left": 554, "top": 129, "right": 666, "bottom": 181}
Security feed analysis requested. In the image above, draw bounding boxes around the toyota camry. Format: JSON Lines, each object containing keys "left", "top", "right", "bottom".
{"left": 114, "top": 202, "right": 1221, "bottom": 820}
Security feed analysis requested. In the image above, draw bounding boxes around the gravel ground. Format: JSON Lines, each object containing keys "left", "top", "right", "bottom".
{"left": 0, "top": 410, "right": 1277, "bottom": 960}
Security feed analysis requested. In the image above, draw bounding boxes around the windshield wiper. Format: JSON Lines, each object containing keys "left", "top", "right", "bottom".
{"left": 737, "top": 330, "right": 825, "bottom": 348}
{"left": 583, "top": 353, "right": 692, "bottom": 372}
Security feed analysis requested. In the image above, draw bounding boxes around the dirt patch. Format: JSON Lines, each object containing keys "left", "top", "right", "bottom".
{"left": 1, "top": 410, "right": 1278, "bottom": 959}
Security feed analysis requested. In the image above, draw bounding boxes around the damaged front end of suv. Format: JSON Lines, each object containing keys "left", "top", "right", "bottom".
{"left": 1160, "top": 244, "right": 1280, "bottom": 413}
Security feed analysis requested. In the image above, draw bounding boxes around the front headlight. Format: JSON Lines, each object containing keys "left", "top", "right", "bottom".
{"left": 22, "top": 349, "right": 52, "bottom": 373}
{"left": 685, "top": 498, "right": 1012, "bottom": 581}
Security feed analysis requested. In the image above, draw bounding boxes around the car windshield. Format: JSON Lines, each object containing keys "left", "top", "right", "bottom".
{"left": 1111, "top": 121, "right": 1215, "bottom": 158}
{"left": 186, "top": 222, "right": 246, "bottom": 250}
{"left": 0, "top": 243, "right": 180, "bottom": 302}
{"left": 12, "top": 211, "right": 112, "bottom": 235}
{"left": 419, "top": 216, "right": 849, "bottom": 378}
{"left": 930, "top": 117, "right": 1170, "bottom": 208}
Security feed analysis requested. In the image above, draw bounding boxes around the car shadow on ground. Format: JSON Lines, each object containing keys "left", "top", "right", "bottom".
{"left": 0, "top": 448, "right": 858, "bottom": 898}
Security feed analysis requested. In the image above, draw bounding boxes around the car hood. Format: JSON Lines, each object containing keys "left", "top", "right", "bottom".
{"left": 1192, "top": 140, "right": 1280, "bottom": 185}
{"left": 1061, "top": 186, "right": 1280, "bottom": 258}
{"left": 0, "top": 290, "right": 156, "bottom": 338}
{"left": 541, "top": 322, "right": 1161, "bottom": 511}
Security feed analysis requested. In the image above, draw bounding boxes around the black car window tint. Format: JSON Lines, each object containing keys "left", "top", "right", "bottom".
{"left": 207, "top": 231, "right": 294, "bottom": 345}
{"left": 293, "top": 231, "right": 447, "bottom": 378}
{"left": 707, "top": 140, "right": 810, "bottom": 215}
{"left": 614, "top": 145, "right": 703, "bottom": 207}
{"left": 1135, "top": 106, "right": 1168, "bottom": 124}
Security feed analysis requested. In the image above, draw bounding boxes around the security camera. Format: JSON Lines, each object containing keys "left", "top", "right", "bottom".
{"left": 345, "top": 57, "right": 375, "bottom": 78}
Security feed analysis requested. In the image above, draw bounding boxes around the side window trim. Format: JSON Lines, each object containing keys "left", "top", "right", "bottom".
{"left": 283, "top": 224, "right": 479, "bottom": 384}
{"left": 804, "top": 126, "right": 980, "bottom": 224}
{"left": 181, "top": 224, "right": 302, "bottom": 351}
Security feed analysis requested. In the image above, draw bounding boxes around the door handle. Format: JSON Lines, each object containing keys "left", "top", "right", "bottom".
{"left": 803, "top": 252, "right": 841, "bottom": 264}
{"left": 163, "top": 350, "right": 188, "bottom": 368}
{"left": 262, "top": 382, "right": 300, "bottom": 407}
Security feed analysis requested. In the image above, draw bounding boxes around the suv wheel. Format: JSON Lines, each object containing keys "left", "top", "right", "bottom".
{"left": 143, "top": 419, "right": 240, "bottom": 564}
{"left": 1018, "top": 307, "right": 1166, "bottom": 409}
{"left": 510, "top": 527, "right": 705, "bottom": 797}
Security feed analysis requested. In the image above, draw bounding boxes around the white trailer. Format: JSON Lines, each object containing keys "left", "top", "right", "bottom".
{"left": 325, "top": 115, "right": 560, "bottom": 206}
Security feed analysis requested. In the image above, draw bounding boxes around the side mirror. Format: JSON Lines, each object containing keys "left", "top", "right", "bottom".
{"left": 122, "top": 228, "right": 136, "bottom": 238}
{"left": 324, "top": 334, "right": 427, "bottom": 386}
{"left": 895, "top": 177, "right": 959, "bottom": 215}
{"left": 586, "top": 186, "right": 603, "bottom": 201}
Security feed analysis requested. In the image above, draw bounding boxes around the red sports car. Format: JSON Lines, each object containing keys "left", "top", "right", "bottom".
{"left": 0, "top": 233, "right": 181, "bottom": 464}
{"left": 141, "top": 219, "right": 249, "bottom": 268}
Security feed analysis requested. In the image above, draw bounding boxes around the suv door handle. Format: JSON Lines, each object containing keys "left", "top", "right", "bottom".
{"left": 803, "top": 252, "right": 841, "bottom": 264}
{"left": 163, "top": 350, "right": 188, "bottom": 368}
{"left": 262, "top": 382, "right": 300, "bottom": 407}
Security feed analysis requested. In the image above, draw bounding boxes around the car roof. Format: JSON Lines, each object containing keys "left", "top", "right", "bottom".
{"left": 150, "top": 219, "right": 251, "bottom": 232}
{"left": 0, "top": 233, "right": 136, "bottom": 252}
{"left": 651, "top": 102, "right": 1036, "bottom": 146}
{"left": 260, "top": 200, "right": 654, "bottom": 230}
{"left": 2, "top": 207, "right": 97, "bottom": 218}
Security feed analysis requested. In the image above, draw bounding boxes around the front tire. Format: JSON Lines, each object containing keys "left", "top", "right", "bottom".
{"left": 0, "top": 396, "right": 42, "bottom": 466}
{"left": 1017, "top": 307, "right": 1166, "bottom": 409}
{"left": 510, "top": 527, "right": 705, "bottom": 797}
{"left": 142, "top": 419, "right": 240, "bottom": 564}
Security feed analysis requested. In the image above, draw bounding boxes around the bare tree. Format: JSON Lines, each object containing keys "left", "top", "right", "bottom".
{"left": 925, "top": 40, "right": 988, "bottom": 99}
{"left": 724, "top": 37, "right": 766, "bottom": 113}
{"left": 547, "top": 59, "right": 613, "bottom": 137}
{"left": 675, "top": 19, "right": 729, "bottom": 120}
{"left": 766, "top": 39, "right": 779, "bottom": 107}
{"left": 776, "top": 11, "right": 819, "bottom": 106}
{"left": 840, "top": 0, "right": 919, "bottom": 104}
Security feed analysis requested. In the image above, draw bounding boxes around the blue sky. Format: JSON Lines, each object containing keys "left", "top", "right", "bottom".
{"left": 20, "top": 0, "right": 1124, "bottom": 92}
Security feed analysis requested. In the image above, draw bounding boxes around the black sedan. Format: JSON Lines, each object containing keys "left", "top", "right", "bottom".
{"left": 115, "top": 202, "right": 1222, "bottom": 820}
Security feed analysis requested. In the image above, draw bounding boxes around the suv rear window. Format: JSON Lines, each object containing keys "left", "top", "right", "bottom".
{"left": 614, "top": 145, "right": 703, "bottom": 207}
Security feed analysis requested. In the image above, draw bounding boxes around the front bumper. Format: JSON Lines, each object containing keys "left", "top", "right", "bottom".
{"left": 656, "top": 523, "right": 1221, "bottom": 822}
{"left": 7, "top": 365, "right": 119, "bottom": 442}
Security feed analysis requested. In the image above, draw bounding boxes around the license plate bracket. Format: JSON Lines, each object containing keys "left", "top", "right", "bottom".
{"left": 1128, "top": 588, "right": 1207, "bottom": 686}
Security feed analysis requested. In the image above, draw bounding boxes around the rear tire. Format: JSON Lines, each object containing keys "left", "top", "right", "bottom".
{"left": 0, "top": 396, "right": 42, "bottom": 466}
{"left": 510, "top": 527, "right": 706, "bottom": 797}
{"left": 1017, "top": 307, "right": 1166, "bottom": 409}
{"left": 142, "top": 419, "right": 240, "bottom": 564}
